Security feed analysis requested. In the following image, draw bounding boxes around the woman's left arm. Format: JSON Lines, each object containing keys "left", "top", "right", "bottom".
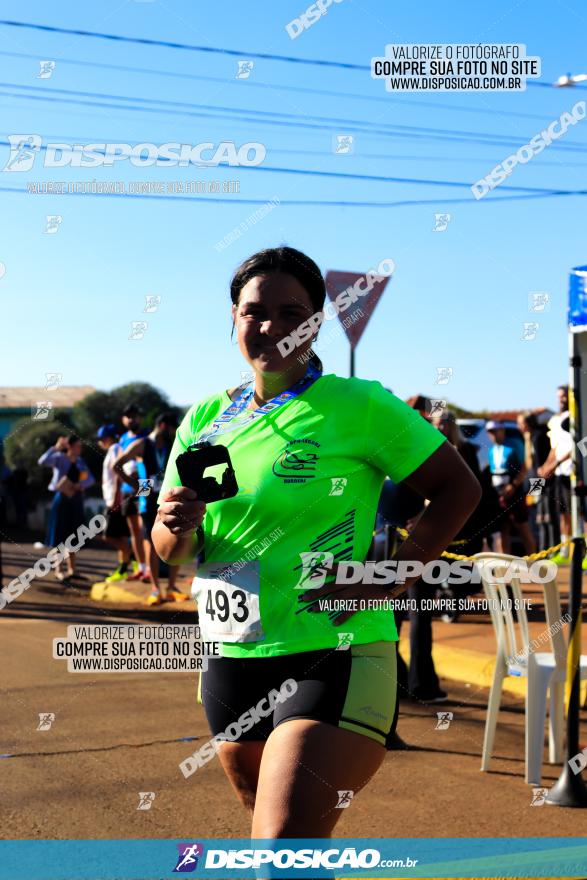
{"left": 392, "top": 441, "right": 482, "bottom": 584}
{"left": 298, "top": 442, "right": 482, "bottom": 623}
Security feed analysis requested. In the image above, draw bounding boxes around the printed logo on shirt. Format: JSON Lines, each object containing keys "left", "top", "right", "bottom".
{"left": 272, "top": 438, "right": 320, "bottom": 483}
{"left": 292, "top": 510, "right": 356, "bottom": 586}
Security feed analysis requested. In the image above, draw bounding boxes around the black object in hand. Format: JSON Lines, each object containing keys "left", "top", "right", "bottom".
{"left": 176, "top": 442, "right": 239, "bottom": 503}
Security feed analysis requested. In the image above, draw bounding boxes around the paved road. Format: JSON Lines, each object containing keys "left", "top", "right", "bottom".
{"left": 2, "top": 533, "right": 587, "bottom": 878}
{"left": 2, "top": 601, "right": 585, "bottom": 840}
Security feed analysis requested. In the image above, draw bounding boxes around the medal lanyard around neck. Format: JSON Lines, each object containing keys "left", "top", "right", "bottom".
{"left": 198, "top": 362, "right": 322, "bottom": 445}
{"left": 493, "top": 444, "right": 506, "bottom": 471}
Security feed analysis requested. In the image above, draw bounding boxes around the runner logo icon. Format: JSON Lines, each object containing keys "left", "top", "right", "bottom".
{"left": 173, "top": 843, "right": 204, "bottom": 872}
{"left": 295, "top": 551, "right": 334, "bottom": 589}
{"left": 3, "top": 135, "right": 41, "bottom": 171}
{"left": 137, "top": 792, "right": 156, "bottom": 810}
{"left": 37, "top": 713, "right": 55, "bottom": 731}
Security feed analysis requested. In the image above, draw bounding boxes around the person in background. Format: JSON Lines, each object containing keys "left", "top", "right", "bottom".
{"left": 517, "top": 410, "right": 557, "bottom": 552}
{"left": 5, "top": 463, "right": 29, "bottom": 529}
{"left": 431, "top": 410, "right": 483, "bottom": 555}
{"left": 96, "top": 424, "right": 132, "bottom": 583}
{"left": 538, "top": 386, "right": 573, "bottom": 565}
{"left": 486, "top": 421, "right": 535, "bottom": 555}
{"left": 118, "top": 403, "right": 149, "bottom": 582}
{"left": 114, "top": 412, "right": 185, "bottom": 605}
{"left": 0, "top": 458, "right": 10, "bottom": 528}
{"left": 38, "top": 434, "right": 95, "bottom": 582}
{"left": 378, "top": 395, "right": 448, "bottom": 705}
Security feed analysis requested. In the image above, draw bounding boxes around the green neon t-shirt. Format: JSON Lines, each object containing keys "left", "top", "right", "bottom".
{"left": 159, "top": 374, "right": 446, "bottom": 658}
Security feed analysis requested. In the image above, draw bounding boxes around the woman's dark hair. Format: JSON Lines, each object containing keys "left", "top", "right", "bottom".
{"left": 67, "top": 434, "right": 80, "bottom": 447}
{"left": 230, "top": 247, "right": 325, "bottom": 371}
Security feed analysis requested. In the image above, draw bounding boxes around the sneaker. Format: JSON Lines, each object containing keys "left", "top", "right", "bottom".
{"left": 412, "top": 689, "right": 449, "bottom": 704}
{"left": 146, "top": 591, "right": 162, "bottom": 606}
{"left": 167, "top": 590, "right": 189, "bottom": 602}
{"left": 140, "top": 569, "right": 153, "bottom": 584}
{"left": 105, "top": 566, "right": 129, "bottom": 584}
{"left": 550, "top": 553, "right": 571, "bottom": 567}
{"left": 126, "top": 567, "right": 146, "bottom": 581}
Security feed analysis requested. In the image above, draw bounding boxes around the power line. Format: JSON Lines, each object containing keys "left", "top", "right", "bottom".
{"left": 0, "top": 49, "right": 565, "bottom": 125}
{"left": 17, "top": 130, "right": 587, "bottom": 166}
{"left": 1, "top": 184, "right": 582, "bottom": 206}
{"left": 0, "top": 139, "right": 571, "bottom": 195}
{"left": 3, "top": 82, "right": 587, "bottom": 154}
{"left": 0, "top": 88, "right": 541, "bottom": 150}
{"left": 0, "top": 20, "right": 368, "bottom": 70}
{"left": 4, "top": 118, "right": 586, "bottom": 167}
{"left": 270, "top": 147, "right": 587, "bottom": 167}
{"left": 1, "top": 19, "right": 586, "bottom": 94}
{"left": 9, "top": 80, "right": 587, "bottom": 147}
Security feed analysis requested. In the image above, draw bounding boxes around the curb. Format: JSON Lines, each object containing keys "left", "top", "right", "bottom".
{"left": 400, "top": 636, "right": 526, "bottom": 698}
{"left": 89, "top": 580, "right": 196, "bottom": 610}
{"left": 432, "top": 641, "right": 527, "bottom": 699}
{"left": 403, "top": 638, "right": 587, "bottom": 705}
{"left": 90, "top": 580, "right": 151, "bottom": 604}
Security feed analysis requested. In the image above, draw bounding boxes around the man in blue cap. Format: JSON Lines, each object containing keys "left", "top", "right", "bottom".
{"left": 97, "top": 424, "right": 132, "bottom": 582}
{"left": 487, "top": 420, "right": 535, "bottom": 554}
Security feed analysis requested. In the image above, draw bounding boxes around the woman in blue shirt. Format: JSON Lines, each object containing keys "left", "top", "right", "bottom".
{"left": 38, "top": 434, "right": 95, "bottom": 581}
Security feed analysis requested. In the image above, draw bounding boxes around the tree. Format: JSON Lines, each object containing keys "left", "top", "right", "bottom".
{"left": 72, "top": 382, "right": 174, "bottom": 438}
{"left": 68, "top": 390, "right": 113, "bottom": 439}
{"left": 3, "top": 411, "right": 76, "bottom": 498}
{"left": 4, "top": 382, "right": 185, "bottom": 503}
{"left": 446, "top": 401, "right": 477, "bottom": 419}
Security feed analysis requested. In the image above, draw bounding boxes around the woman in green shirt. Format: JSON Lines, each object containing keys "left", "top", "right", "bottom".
{"left": 153, "top": 247, "right": 480, "bottom": 842}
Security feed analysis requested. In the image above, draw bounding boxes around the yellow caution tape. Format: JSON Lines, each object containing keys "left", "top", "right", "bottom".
{"left": 395, "top": 531, "right": 575, "bottom": 563}
{"left": 396, "top": 526, "right": 468, "bottom": 547}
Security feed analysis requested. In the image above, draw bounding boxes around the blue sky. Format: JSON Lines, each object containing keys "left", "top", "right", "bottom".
{"left": 2, "top": 0, "right": 587, "bottom": 413}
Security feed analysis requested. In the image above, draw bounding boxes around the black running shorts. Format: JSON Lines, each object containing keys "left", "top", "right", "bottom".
{"left": 200, "top": 640, "right": 398, "bottom": 748}
{"left": 120, "top": 495, "right": 139, "bottom": 518}
{"left": 105, "top": 508, "right": 130, "bottom": 539}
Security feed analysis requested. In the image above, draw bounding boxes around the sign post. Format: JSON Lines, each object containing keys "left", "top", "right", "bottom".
{"left": 324, "top": 271, "right": 391, "bottom": 377}
{"left": 547, "top": 265, "right": 587, "bottom": 808}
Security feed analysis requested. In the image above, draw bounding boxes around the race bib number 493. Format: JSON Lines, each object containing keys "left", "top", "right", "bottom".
{"left": 192, "top": 561, "right": 263, "bottom": 643}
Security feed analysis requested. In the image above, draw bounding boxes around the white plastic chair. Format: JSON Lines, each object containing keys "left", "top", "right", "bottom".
{"left": 474, "top": 552, "right": 587, "bottom": 785}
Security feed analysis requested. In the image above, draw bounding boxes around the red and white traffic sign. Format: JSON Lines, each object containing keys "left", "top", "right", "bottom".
{"left": 325, "top": 270, "right": 390, "bottom": 350}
